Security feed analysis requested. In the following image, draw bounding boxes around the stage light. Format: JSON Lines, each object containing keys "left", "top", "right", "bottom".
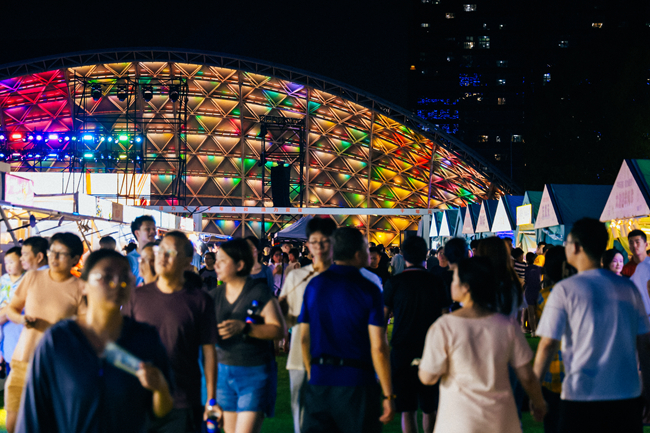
{"left": 142, "top": 86, "right": 153, "bottom": 102}
{"left": 119, "top": 154, "right": 127, "bottom": 159}
{"left": 83, "top": 134, "right": 94, "bottom": 141}
{"left": 108, "top": 137, "right": 113, "bottom": 142}
{"left": 48, "top": 134, "right": 58, "bottom": 141}
{"left": 48, "top": 153, "right": 57, "bottom": 158}
{"left": 135, "top": 136, "right": 142, "bottom": 143}
{"left": 72, "top": 136, "right": 78, "bottom": 141}
{"left": 11, "top": 133, "right": 22, "bottom": 140}
{"left": 169, "top": 86, "right": 179, "bottom": 102}
{"left": 0, "top": 154, "right": 4, "bottom": 158}
{"left": 117, "top": 86, "right": 128, "bottom": 102}
{"left": 0, "top": 134, "right": 5, "bottom": 140}
{"left": 63, "top": 136, "right": 70, "bottom": 141}
{"left": 91, "top": 84, "right": 102, "bottom": 101}
{"left": 83, "top": 153, "right": 93, "bottom": 159}
{"left": 119, "top": 135, "right": 128, "bottom": 142}
{"left": 27, "top": 134, "right": 34, "bottom": 141}
{"left": 99, "top": 136, "right": 105, "bottom": 142}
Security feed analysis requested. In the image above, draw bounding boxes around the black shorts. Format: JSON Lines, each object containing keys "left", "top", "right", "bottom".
{"left": 301, "top": 383, "right": 382, "bottom": 433}
{"left": 558, "top": 397, "right": 643, "bottom": 433}
{"left": 392, "top": 365, "right": 439, "bottom": 413}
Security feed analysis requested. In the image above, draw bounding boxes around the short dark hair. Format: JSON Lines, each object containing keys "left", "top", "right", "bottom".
{"left": 369, "top": 246, "right": 381, "bottom": 255}
{"left": 628, "top": 229, "right": 647, "bottom": 243}
{"left": 525, "top": 252, "right": 537, "bottom": 264}
{"left": 131, "top": 215, "right": 156, "bottom": 237}
{"left": 124, "top": 242, "right": 137, "bottom": 254}
{"left": 391, "top": 246, "right": 400, "bottom": 254}
{"left": 544, "top": 246, "right": 566, "bottom": 284}
{"left": 538, "top": 241, "right": 547, "bottom": 248}
{"left": 457, "top": 257, "right": 497, "bottom": 312}
{"left": 80, "top": 249, "right": 129, "bottom": 282}
{"left": 306, "top": 217, "right": 337, "bottom": 238}
{"left": 204, "top": 252, "right": 216, "bottom": 260}
{"left": 99, "top": 236, "right": 116, "bottom": 247}
{"left": 512, "top": 247, "right": 524, "bottom": 260}
{"left": 23, "top": 237, "right": 49, "bottom": 259}
{"left": 163, "top": 231, "right": 194, "bottom": 259}
{"left": 220, "top": 238, "right": 254, "bottom": 276}
{"left": 332, "top": 227, "right": 365, "bottom": 261}
{"left": 444, "top": 237, "right": 468, "bottom": 265}
{"left": 5, "top": 246, "right": 22, "bottom": 258}
{"left": 289, "top": 248, "right": 300, "bottom": 258}
{"left": 51, "top": 233, "right": 84, "bottom": 258}
{"left": 470, "top": 239, "right": 480, "bottom": 250}
{"left": 402, "top": 236, "right": 427, "bottom": 264}
{"left": 569, "top": 218, "right": 609, "bottom": 262}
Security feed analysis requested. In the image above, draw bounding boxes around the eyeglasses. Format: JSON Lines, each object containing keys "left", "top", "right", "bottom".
{"left": 47, "top": 250, "right": 72, "bottom": 259}
{"left": 88, "top": 272, "right": 134, "bottom": 289}
{"left": 154, "top": 246, "right": 178, "bottom": 258}
{"left": 308, "top": 240, "right": 331, "bottom": 247}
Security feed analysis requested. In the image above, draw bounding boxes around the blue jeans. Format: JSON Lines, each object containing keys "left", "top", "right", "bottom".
{"left": 217, "top": 362, "right": 276, "bottom": 415}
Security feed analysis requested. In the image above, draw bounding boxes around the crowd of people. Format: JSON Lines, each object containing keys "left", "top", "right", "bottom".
{"left": 0, "top": 214, "right": 648, "bottom": 432}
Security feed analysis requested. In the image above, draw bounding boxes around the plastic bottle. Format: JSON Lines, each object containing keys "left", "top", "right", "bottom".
{"left": 206, "top": 398, "right": 221, "bottom": 433}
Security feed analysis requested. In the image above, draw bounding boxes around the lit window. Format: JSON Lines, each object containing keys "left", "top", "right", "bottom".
{"left": 497, "top": 60, "right": 508, "bottom": 67}
{"left": 421, "top": 0, "right": 431, "bottom": 3}
{"left": 483, "top": 23, "right": 488, "bottom": 29}
{"left": 499, "top": 24, "right": 504, "bottom": 29}
{"left": 496, "top": 136, "right": 502, "bottom": 142}
{"left": 498, "top": 98, "right": 506, "bottom": 105}
{"left": 421, "top": 23, "right": 430, "bottom": 27}
{"left": 478, "top": 135, "right": 488, "bottom": 142}
{"left": 497, "top": 79, "right": 506, "bottom": 86}
{"left": 464, "top": 4, "right": 477, "bottom": 12}
{"left": 511, "top": 135, "right": 522, "bottom": 142}
{"left": 543, "top": 73, "right": 551, "bottom": 84}
{"left": 559, "top": 40, "right": 569, "bottom": 48}
{"left": 446, "top": 12, "right": 455, "bottom": 19}
{"left": 464, "top": 42, "right": 475, "bottom": 49}
{"left": 478, "top": 36, "right": 490, "bottom": 49}
{"left": 410, "top": 65, "right": 416, "bottom": 70}
{"left": 494, "top": 154, "right": 502, "bottom": 161}
{"left": 592, "top": 22, "right": 603, "bottom": 28}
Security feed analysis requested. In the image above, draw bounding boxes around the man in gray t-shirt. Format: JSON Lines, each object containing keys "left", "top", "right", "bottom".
{"left": 533, "top": 218, "right": 650, "bottom": 432}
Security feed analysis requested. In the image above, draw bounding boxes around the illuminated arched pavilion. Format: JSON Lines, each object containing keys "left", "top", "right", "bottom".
{"left": 0, "top": 49, "right": 518, "bottom": 243}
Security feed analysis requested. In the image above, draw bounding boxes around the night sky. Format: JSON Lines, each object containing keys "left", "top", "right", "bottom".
{"left": 0, "top": 0, "right": 410, "bottom": 108}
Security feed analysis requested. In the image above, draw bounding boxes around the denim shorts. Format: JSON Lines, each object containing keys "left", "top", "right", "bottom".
{"left": 217, "top": 363, "right": 275, "bottom": 414}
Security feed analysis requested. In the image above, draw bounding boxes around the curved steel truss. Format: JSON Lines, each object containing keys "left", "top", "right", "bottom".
{"left": 0, "top": 48, "right": 518, "bottom": 243}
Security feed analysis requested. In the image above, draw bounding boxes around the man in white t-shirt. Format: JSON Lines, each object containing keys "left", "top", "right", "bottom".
{"left": 534, "top": 218, "right": 650, "bottom": 432}
{"left": 279, "top": 217, "right": 337, "bottom": 433}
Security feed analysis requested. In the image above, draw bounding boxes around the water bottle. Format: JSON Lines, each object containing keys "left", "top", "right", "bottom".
{"left": 206, "top": 398, "right": 220, "bottom": 433}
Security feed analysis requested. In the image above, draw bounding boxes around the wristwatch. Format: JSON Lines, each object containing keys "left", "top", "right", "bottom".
{"left": 383, "top": 394, "right": 397, "bottom": 400}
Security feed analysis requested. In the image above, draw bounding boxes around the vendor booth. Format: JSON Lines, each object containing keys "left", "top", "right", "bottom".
{"left": 534, "top": 184, "right": 612, "bottom": 245}
{"left": 491, "top": 195, "right": 524, "bottom": 234}
{"left": 460, "top": 203, "right": 481, "bottom": 239}
{"left": 274, "top": 216, "right": 314, "bottom": 242}
{"left": 600, "top": 159, "right": 650, "bottom": 253}
{"left": 475, "top": 200, "right": 499, "bottom": 236}
{"left": 515, "top": 191, "right": 542, "bottom": 252}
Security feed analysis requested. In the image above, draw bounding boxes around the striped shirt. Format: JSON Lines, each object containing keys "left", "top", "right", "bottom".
{"left": 513, "top": 261, "right": 527, "bottom": 281}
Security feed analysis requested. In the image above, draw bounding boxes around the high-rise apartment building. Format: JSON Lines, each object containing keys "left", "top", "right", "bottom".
{"left": 408, "top": 0, "right": 648, "bottom": 183}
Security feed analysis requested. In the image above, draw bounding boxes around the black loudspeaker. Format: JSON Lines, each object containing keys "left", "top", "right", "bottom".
{"left": 271, "top": 165, "right": 291, "bottom": 207}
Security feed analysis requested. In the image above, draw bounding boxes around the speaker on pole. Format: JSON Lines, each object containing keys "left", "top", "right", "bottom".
{"left": 271, "top": 165, "right": 291, "bottom": 207}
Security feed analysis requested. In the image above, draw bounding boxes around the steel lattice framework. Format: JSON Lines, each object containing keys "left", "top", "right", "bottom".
{"left": 0, "top": 49, "right": 519, "bottom": 243}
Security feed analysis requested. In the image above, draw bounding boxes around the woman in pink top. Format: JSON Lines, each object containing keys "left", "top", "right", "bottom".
{"left": 419, "top": 257, "right": 546, "bottom": 433}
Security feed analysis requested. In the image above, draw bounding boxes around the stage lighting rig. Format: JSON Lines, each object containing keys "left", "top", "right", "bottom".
{"left": 142, "top": 86, "right": 153, "bottom": 102}
{"left": 117, "top": 86, "right": 128, "bottom": 102}
{"left": 91, "top": 84, "right": 102, "bottom": 101}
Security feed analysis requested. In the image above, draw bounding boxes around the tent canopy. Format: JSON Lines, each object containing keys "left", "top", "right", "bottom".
{"left": 462, "top": 204, "right": 481, "bottom": 235}
{"left": 601, "top": 159, "right": 650, "bottom": 221}
{"left": 475, "top": 200, "right": 498, "bottom": 233}
{"left": 274, "top": 215, "right": 314, "bottom": 241}
{"left": 535, "top": 184, "right": 612, "bottom": 230}
{"left": 492, "top": 195, "right": 524, "bottom": 232}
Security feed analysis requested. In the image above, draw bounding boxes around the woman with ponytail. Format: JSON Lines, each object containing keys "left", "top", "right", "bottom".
{"left": 418, "top": 257, "right": 546, "bottom": 433}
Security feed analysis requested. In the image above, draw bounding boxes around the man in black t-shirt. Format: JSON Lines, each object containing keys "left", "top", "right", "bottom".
{"left": 384, "top": 236, "right": 450, "bottom": 433}
{"left": 366, "top": 246, "right": 390, "bottom": 284}
{"left": 198, "top": 252, "right": 218, "bottom": 291}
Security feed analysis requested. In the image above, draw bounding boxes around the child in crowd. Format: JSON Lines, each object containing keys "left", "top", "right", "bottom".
{"left": 0, "top": 247, "right": 25, "bottom": 376}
